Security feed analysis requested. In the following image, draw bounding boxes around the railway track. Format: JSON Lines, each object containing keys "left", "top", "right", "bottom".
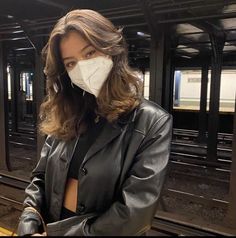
{"left": 8, "top": 131, "right": 36, "bottom": 149}
{"left": 0, "top": 171, "right": 233, "bottom": 236}
{"left": 173, "top": 128, "right": 233, "bottom": 147}
{"left": 0, "top": 173, "right": 27, "bottom": 211}
{"left": 170, "top": 138, "right": 232, "bottom": 170}
{"left": 151, "top": 216, "right": 220, "bottom": 236}
{"left": 2, "top": 128, "right": 234, "bottom": 235}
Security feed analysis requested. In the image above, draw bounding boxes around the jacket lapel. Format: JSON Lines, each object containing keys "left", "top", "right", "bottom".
{"left": 82, "top": 122, "right": 124, "bottom": 164}
{"left": 59, "top": 137, "right": 79, "bottom": 167}
{"left": 65, "top": 105, "right": 138, "bottom": 166}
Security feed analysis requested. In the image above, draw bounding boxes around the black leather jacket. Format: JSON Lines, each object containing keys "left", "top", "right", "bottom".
{"left": 17, "top": 99, "right": 172, "bottom": 236}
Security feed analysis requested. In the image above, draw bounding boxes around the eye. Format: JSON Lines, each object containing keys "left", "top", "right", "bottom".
{"left": 65, "top": 61, "right": 76, "bottom": 70}
{"left": 85, "top": 49, "right": 96, "bottom": 59}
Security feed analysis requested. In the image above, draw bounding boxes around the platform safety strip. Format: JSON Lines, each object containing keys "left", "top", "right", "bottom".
{"left": 0, "top": 227, "right": 16, "bottom": 236}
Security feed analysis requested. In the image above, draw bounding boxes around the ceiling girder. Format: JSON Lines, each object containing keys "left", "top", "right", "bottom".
{"left": 138, "top": 0, "right": 160, "bottom": 40}
{"left": 34, "top": 0, "right": 69, "bottom": 10}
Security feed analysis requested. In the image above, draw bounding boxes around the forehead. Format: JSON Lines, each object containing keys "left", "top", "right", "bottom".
{"left": 59, "top": 30, "right": 90, "bottom": 58}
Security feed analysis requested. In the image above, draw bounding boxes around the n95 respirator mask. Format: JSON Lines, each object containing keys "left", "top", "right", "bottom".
{"left": 68, "top": 56, "right": 113, "bottom": 97}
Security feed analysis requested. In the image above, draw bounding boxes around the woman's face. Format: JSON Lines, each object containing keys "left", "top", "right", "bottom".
{"left": 60, "top": 30, "right": 105, "bottom": 72}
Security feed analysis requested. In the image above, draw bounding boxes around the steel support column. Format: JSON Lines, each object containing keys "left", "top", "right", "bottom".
{"left": 140, "top": 0, "right": 174, "bottom": 108}
{"left": 0, "top": 43, "right": 10, "bottom": 170}
{"left": 163, "top": 38, "right": 175, "bottom": 114}
{"left": 149, "top": 35, "right": 165, "bottom": 105}
{"left": 225, "top": 96, "right": 236, "bottom": 228}
{"left": 207, "top": 33, "right": 224, "bottom": 161}
{"left": 149, "top": 33, "right": 174, "bottom": 110}
{"left": 197, "top": 63, "right": 209, "bottom": 144}
{"left": 10, "top": 63, "right": 17, "bottom": 133}
{"left": 34, "top": 52, "right": 45, "bottom": 161}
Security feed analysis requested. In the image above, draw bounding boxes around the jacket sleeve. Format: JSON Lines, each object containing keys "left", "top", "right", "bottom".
{"left": 47, "top": 113, "right": 172, "bottom": 236}
{"left": 17, "top": 135, "right": 52, "bottom": 236}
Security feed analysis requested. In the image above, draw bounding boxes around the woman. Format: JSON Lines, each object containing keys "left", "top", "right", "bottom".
{"left": 17, "top": 9, "right": 172, "bottom": 236}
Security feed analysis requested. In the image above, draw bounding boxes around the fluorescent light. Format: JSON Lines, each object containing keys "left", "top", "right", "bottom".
{"left": 137, "top": 31, "right": 150, "bottom": 37}
{"left": 181, "top": 55, "right": 192, "bottom": 59}
{"left": 223, "top": 4, "right": 236, "bottom": 13}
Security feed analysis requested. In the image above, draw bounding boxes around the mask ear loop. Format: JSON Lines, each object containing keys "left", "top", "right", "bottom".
{"left": 71, "top": 82, "right": 86, "bottom": 97}
{"left": 70, "top": 82, "right": 85, "bottom": 96}
{"left": 53, "top": 75, "right": 63, "bottom": 93}
{"left": 53, "top": 82, "right": 59, "bottom": 93}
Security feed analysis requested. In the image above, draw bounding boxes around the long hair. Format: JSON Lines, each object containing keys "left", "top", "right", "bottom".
{"left": 39, "top": 9, "right": 142, "bottom": 141}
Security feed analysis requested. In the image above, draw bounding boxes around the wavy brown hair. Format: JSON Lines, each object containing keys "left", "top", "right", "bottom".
{"left": 39, "top": 9, "right": 142, "bottom": 141}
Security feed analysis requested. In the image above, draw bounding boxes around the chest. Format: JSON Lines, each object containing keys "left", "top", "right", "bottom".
{"left": 45, "top": 124, "right": 144, "bottom": 219}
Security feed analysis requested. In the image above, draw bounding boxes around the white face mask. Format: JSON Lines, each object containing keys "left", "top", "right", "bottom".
{"left": 68, "top": 56, "right": 113, "bottom": 97}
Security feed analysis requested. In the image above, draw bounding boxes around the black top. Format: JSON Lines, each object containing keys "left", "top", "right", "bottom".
{"left": 60, "top": 116, "right": 106, "bottom": 220}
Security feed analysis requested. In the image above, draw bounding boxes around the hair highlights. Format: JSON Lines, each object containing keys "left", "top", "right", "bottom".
{"left": 39, "top": 9, "right": 142, "bottom": 140}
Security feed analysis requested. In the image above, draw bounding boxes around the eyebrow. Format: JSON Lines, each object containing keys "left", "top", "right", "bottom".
{"left": 62, "top": 44, "right": 92, "bottom": 62}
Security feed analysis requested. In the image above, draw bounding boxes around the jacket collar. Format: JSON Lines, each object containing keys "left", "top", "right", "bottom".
{"left": 83, "top": 122, "right": 123, "bottom": 164}
{"left": 83, "top": 106, "right": 138, "bottom": 164}
{"left": 62, "top": 105, "right": 138, "bottom": 167}
{"left": 117, "top": 106, "right": 138, "bottom": 125}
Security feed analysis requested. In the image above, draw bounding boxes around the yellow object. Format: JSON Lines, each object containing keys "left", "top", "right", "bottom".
{"left": 0, "top": 227, "right": 16, "bottom": 236}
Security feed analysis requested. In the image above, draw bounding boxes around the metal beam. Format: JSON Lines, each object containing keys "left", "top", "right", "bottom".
{"left": 152, "top": 0, "right": 221, "bottom": 9}
{"left": 13, "top": 18, "right": 37, "bottom": 52}
{"left": 100, "top": 4, "right": 139, "bottom": 14}
{"left": 35, "top": 0, "right": 69, "bottom": 10}
{"left": 153, "top": 1, "right": 226, "bottom": 15}
{"left": 188, "top": 19, "right": 223, "bottom": 36}
{"left": 0, "top": 42, "right": 10, "bottom": 170}
{"left": 139, "top": 0, "right": 160, "bottom": 40}
{"left": 197, "top": 63, "right": 209, "bottom": 144}
{"left": 175, "top": 50, "right": 197, "bottom": 58}
{"left": 163, "top": 37, "right": 175, "bottom": 113}
{"left": 0, "top": 13, "right": 43, "bottom": 53}
{"left": 9, "top": 61, "right": 17, "bottom": 133}
{"left": 149, "top": 35, "right": 164, "bottom": 105}
{"left": 177, "top": 36, "right": 206, "bottom": 53}
{"left": 158, "top": 11, "right": 236, "bottom": 24}
{"left": 207, "top": 32, "right": 225, "bottom": 161}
